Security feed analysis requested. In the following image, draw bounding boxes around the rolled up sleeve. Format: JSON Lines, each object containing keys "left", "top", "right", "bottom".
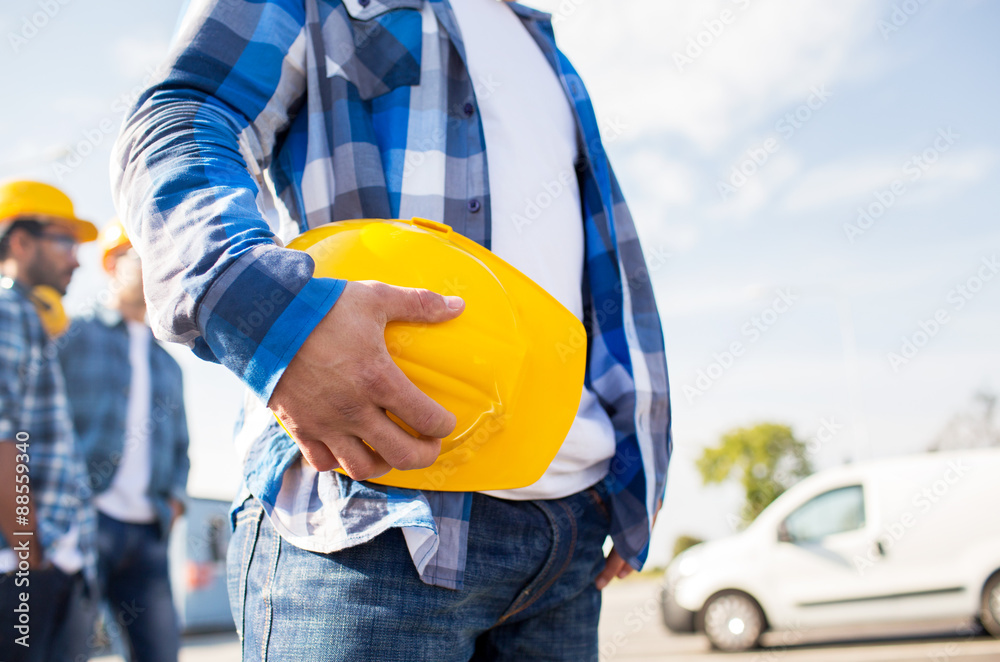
{"left": 111, "top": 0, "right": 346, "bottom": 402}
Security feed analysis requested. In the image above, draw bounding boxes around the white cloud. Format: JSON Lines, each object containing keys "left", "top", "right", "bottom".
{"left": 532, "top": 0, "right": 881, "bottom": 153}
{"left": 657, "top": 281, "right": 786, "bottom": 318}
{"left": 611, "top": 147, "right": 703, "bottom": 252}
{"left": 110, "top": 35, "right": 171, "bottom": 80}
{"left": 782, "top": 160, "right": 901, "bottom": 213}
{"left": 708, "top": 148, "right": 802, "bottom": 219}
{"left": 0, "top": 139, "right": 69, "bottom": 177}
{"left": 614, "top": 147, "right": 697, "bottom": 215}
{"left": 780, "top": 147, "right": 997, "bottom": 214}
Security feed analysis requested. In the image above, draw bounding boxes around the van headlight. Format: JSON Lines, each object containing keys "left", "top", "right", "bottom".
{"left": 676, "top": 554, "right": 701, "bottom": 578}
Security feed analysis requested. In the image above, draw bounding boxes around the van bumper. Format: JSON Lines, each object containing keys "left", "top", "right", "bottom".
{"left": 660, "top": 584, "right": 697, "bottom": 633}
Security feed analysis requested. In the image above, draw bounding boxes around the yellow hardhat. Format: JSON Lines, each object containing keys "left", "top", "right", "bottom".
{"left": 284, "top": 218, "right": 588, "bottom": 491}
{"left": 0, "top": 180, "right": 98, "bottom": 243}
{"left": 98, "top": 217, "right": 132, "bottom": 272}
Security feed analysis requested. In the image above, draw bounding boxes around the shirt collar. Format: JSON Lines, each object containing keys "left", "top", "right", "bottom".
{"left": 504, "top": 2, "right": 552, "bottom": 22}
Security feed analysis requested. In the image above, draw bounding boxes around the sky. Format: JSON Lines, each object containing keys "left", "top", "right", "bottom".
{"left": 1, "top": 0, "right": 997, "bottom": 568}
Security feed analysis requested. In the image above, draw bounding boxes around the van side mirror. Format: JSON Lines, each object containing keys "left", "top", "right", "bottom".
{"left": 777, "top": 521, "right": 793, "bottom": 543}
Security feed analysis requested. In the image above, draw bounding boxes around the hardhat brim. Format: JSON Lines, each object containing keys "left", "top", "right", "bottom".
{"left": 1, "top": 214, "right": 99, "bottom": 243}
{"left": 0, "top": 180, "right": 98, "bottom": 243}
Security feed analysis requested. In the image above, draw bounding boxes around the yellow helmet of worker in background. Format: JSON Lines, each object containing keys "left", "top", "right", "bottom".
{"left": 98, "top": 217, "right": 132, "bottom": 272}
{"left": 0, "top": 180, "right": 98, "bottom": 337}
{"left": 0, "top": 180, "right": 98, "bottom": 243}
{"left": 284, "top": 218, "right": 588, "bottom": 492}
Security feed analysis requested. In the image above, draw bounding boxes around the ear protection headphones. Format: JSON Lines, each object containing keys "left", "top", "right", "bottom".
{"left": 0, "top": 276, "right": 69, "bottom": 338}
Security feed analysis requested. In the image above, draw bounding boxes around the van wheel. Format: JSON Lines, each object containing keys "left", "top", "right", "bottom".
{"left": 701, "top": 591, "right": 765, "bottom": 651}
{"left": 983, "top": 573, "right": 1000, "bottom": 637}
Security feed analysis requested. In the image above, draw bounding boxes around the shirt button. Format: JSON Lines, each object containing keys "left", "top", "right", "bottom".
{"left": 467, "top": 199, "right": 481, "bottom": 213}
{"left": 359, "top": 0, "right": 371, "bottom": 6}
{"left": 462, "top": 102, "right": 475, "bottom": 117}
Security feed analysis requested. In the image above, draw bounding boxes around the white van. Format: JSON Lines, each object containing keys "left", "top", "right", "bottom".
{"left": 661, "top": 449, "right": 1000, "bottom": 651}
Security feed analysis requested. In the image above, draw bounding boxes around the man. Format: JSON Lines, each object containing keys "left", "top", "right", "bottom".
{"left": 0, "top": 179, "right": 97, "bottom": 661}
{"left": 113, "top": 0, "right": 671, "bottom": 659}
{"left": 58, "top": 218, "right": 190, "bottom": 662}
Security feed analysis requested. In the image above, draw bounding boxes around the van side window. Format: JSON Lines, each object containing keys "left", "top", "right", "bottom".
{"left": 782, "top": 485, "right": 865, "bottom": 542}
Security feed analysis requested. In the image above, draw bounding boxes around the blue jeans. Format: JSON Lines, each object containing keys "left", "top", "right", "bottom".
{"left": 227, "top": 484, "right": 612, "bottom": 661}
{"left": 95, "top": 513, "right": 180, "bottom": 662}
{"left": 0, "top": 566, "right": 93, "bottom": 662}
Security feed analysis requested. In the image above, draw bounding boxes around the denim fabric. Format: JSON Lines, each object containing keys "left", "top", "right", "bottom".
{"left": 227, "top": 484, "right": 612, "bottom": 661}
{"left": 0, "top": 285, "right": 96, "bottom": 580}
{"left": 0, "top": 567, "right": 94, "bottom": 661}
{"left": 95, "top": 513, "right": 180, "bottom": 662}
{"left": 58, "top": 309, "right": 190, "bottom": 539}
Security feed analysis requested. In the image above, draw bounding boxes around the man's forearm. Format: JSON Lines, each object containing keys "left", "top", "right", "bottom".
{"left": 0, "top": 441, "right": 42, "bottom": 567}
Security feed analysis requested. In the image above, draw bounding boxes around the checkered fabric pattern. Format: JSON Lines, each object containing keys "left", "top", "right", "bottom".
{"left": 57, "top": 308, "right": 190, "bottom": 533}
{"left": 0, "top": 285, "right": 95, "bottom": 582}
{"left": 112, "top": 0, "right": 671, "bottom": 588}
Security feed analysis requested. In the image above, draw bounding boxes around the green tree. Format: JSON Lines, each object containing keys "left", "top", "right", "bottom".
{"left": 696, "top": 423, "right": 812, "bottom": 528}
{"left": 672, "top": 535, "right": 704, "bottom": 559}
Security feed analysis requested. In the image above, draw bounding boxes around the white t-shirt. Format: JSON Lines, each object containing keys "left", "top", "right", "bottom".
{"left": 449, "top": 0, "right": 616, "bottom": 500}
{"left": 94, "top": 321, "right": 157, "bottom": 523}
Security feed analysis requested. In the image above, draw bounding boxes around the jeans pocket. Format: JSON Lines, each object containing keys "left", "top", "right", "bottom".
{"left": 227, "top": 498, "right": 263, "bottom": 641}
{"left": 586, "top": 484, "right": 612, "bottom": 526}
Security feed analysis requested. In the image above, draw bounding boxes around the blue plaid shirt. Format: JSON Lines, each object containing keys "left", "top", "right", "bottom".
{"left": 0, "top": 282, "right": 96, "bottom": 582}
{"left": 113, "top": 0, "right": 671, "bottom": 588}
{"left": 57, "top": 308, "right": 190, "bottom": 538}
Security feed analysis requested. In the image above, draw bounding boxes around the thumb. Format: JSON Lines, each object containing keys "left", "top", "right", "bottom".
{"left": 375, "top": 283, "right": 465, "bottom": 324}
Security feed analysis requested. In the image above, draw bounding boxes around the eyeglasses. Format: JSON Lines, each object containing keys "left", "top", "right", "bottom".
{"left": 38, "top": 232, "right": 80, "bottom": 256}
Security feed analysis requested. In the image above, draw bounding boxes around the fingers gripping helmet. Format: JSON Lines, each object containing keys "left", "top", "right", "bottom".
{"left": 285, "top": 218, "right": 588, "bottom": 491}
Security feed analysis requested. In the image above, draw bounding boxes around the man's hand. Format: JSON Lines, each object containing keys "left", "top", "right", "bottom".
{"left": 0, "top": 441, "right": 45, "bottom": 569}
{"left": 596, "top": 548, "right": 633, "bottom": 590}
{"left": 596, "top": 497, "right": 661, "bottom": 590}
{"left": 169, "top": 498, "right": 185, "bottom": 530}
{"left": 268, "top": 281, "right": 465, "bottom": 481}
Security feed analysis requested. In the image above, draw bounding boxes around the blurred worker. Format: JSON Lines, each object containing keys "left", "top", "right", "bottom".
{"left": 113, "top": 0, "right": 671, "bottom": 659}
{"left": 0, "top": 180, "right": 97, "bottom": 661}
{"left": 58, "top": 218, "right": 190, "bottom": 662}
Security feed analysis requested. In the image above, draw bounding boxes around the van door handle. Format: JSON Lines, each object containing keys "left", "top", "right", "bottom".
{"left": 874, "top": 540, "right": 886, "bottom": 557}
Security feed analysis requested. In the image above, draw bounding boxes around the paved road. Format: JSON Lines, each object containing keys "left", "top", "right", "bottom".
{"left": 95, "top": 575, "right": 1000, "bottom": 662}
{"left": 597, "top": 577, "right": 1000, "bottom": 662}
